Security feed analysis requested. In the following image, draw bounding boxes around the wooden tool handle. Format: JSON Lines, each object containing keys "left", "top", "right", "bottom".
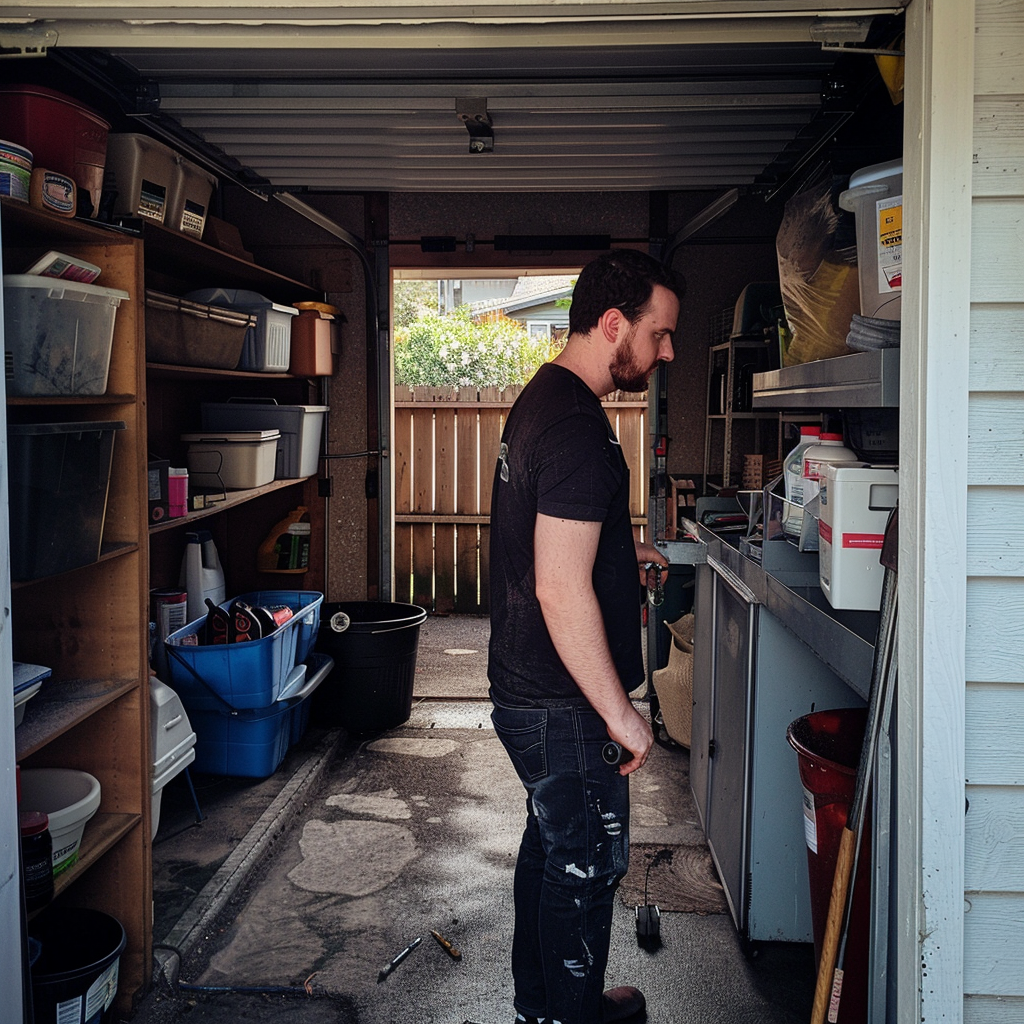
{"left": 811, "top": 826, "right": 857, "bottom": 1024}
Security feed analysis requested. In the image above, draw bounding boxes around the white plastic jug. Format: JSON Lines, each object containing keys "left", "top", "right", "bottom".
{"left": 180, "top": 530, "right": 226, "bottom": 621}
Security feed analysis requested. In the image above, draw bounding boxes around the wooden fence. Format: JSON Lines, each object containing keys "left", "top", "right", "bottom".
{"left": 393, "top": 385, "right": 648, "bottom": 613}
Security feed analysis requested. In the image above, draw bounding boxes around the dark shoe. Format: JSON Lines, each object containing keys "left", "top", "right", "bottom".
{"left": 603, "top": 986, "right": 647, "bottom": 1022}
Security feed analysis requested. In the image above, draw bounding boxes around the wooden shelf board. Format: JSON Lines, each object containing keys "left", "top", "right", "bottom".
{"left": 146, "top": 362, "right": 295, "bottom": 382}
{"left": 148, "top": 477, "right": 308, "bottom": 533}
{"left": 11, "top": 542, "right": 140, "bottom": 591}
{"left": 15, "top": 678, "right": 139, "bottom": 760}
{"left": 6, "top": 392, "right": 137, "bottom": 406}
{"left": 28, "top": 813, "right": 141, "bottom": 919}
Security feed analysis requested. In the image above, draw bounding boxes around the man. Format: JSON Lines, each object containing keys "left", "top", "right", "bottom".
{"left": 488, "top": 249, "right": 681, "bottom": 1024}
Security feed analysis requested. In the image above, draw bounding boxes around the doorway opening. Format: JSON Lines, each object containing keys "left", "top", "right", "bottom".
{"left": 390, "top": 267, "right": 579, "bottom": 614}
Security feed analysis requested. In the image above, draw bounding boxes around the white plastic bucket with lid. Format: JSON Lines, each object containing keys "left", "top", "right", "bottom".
{"left": 19, "top": 768, "right": 102, "bottom": 874}
{"left": 839, "top": 158, "right": 903, "bottom": 321}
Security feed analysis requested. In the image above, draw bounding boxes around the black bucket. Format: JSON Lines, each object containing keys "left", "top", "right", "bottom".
{"left": 30, "top": 908, "right": 126, "bottom": 1024}
{"left": 314, "top": 602, "right": 427, "bottom": 732}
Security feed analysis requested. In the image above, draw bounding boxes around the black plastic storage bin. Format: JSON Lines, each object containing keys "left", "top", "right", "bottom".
{"left": 314, "top": 602, "right": 427, "bottom": 732}
{"left": 6, "top": 420, "right": 125, "bottom": 580}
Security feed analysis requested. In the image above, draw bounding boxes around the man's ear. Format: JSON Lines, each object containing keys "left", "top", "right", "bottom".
{"left": 598, "top": 307, "right": 626, "bottom": 345}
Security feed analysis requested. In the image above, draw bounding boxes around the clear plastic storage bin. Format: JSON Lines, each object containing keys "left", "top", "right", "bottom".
{"left": 4, "top": 275, "right": 129, "bottom": 396}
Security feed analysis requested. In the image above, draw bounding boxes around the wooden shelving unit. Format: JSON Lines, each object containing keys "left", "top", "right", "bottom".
{"left": 3, "top": 197, "right": 151, "bottom": 1015}
{"left": 4, "top": 197, "right": 330, "bottom": 1014}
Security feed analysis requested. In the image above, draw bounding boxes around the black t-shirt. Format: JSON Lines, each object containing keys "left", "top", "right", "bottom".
{"left": 487, "top": 362, "right": 643, "bottom": 704}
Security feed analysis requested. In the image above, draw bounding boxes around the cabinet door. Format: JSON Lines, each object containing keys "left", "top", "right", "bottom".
{"left": 705, "top": 570, "right": 756, "bottom": 932}
{"left": 689, "top": 561, "right": 714, "bottom": 824}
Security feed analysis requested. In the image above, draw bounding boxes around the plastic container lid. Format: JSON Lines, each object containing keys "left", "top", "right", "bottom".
{"left": 846, "top": 158, "right": 903, "bottom": 189}
{"left": 798, "top": 426, "right": 821, "bottom": 437}
{"left": 20, "top": 809, "right": 49, "bottom": 836}
{"left": 2, "top": 273, "right": 129, "bottom": 304}
{"left": 819, "top": 433, "right": 844, "bottom": 442}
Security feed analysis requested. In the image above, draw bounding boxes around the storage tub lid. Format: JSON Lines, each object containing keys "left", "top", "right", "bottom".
{"left": 182, "top": 429, "right": 281, "bottom": 443}
{"left": 13, "top": 662, "right": 52, "bottom": 695}
{"left": 7, "top": 420, "right": 126, "bottom": 436}
{"left": 185, "top": 288, "right": 299, "bottom": 316}
{"left": 846, "top": 158, "right": 902, "bottom": 188}
{"left": 146, "top": 289, "right": 257, "bottom": 326}
{"left": 3, "top": 274, "right": 129, "bottom": 302}
{"left": 202, "top": 400, "right": 329, "bottom": 414}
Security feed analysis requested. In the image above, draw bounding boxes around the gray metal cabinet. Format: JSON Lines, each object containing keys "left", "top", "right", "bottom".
{"left": 691, "top": 538, "right": 866, "bottom": 943}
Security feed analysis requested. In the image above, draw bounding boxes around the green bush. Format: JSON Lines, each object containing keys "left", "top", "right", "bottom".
{"left": 394, "top": 307, "right": 551, "bottom": 388}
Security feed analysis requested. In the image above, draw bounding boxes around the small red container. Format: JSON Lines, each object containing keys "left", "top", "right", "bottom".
{"left": 0, "top": 85, "right": 109, "bottom": 217}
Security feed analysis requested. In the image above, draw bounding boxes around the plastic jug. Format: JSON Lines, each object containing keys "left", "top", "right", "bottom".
{"left": 801, "top": 432, "right": 859, "bottom": 508}
{"left": 257, "top": 507, "right": 311, "bottom": 573}
{"left": 180, "top": 530, "right": 226, "bottom": 621}
{"left": 782, "top": 425, "right": 821, "bottom": 538}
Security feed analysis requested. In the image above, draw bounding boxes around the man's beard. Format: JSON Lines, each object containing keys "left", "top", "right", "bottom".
{"left": 609, "top": 324, "right": 653, "bottom": 393}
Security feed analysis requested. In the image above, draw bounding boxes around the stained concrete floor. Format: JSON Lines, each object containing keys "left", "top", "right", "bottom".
{"left": 129, "top": 617, "right": 816, "bottom": 1024}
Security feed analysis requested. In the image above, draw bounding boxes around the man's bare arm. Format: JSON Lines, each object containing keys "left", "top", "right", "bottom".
{"left": 533, "top": 512, "right": 653, "bottom": 774}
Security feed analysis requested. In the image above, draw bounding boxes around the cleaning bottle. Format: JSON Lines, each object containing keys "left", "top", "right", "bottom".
{"left": 799, "top": 432, "right": 859, "bottom": 544}
{"left": 180, "top": 530, "right": 226, "bottom": 621}
{"left": 782, "top": 425, "right": 821, "bottom": 538}
{"left": 257, "top": 507, "right": 311, "bottom": 573}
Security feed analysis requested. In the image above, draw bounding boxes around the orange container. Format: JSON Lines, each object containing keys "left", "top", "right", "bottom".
{"left": 290, "top": 302, "right": 338, "bottom": 377}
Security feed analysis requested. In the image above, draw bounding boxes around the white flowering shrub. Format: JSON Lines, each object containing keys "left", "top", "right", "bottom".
{"left": 394, "top": 308, "right": 552, "bottom": 388}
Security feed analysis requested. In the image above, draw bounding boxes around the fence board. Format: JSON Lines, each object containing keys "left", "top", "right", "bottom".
{"left": 457, "top": 390, "right": 481, "bottom": 611}
{"left": 394, "top": 387, "right": 646, "bottom": 613}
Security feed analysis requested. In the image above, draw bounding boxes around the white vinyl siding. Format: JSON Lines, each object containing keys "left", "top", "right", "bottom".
{"left": 964, "top": 0, "right": 1024, "bottom": 1017}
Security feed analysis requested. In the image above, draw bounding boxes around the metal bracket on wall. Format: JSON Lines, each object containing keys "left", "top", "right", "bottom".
{"left": 457, "top": 98, "right": 494, "bottom": 153}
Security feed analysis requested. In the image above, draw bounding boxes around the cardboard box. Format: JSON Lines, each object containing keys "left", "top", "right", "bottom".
{"left": 148, "top": 458, "right": 169, "bottom": 523}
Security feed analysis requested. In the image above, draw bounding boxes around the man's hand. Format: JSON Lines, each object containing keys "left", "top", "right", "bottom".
{"left": 635, "top": 540, "right": 668, "bottom": 587}
{"left": 605, "top": 704, "right": 654, "bottom": 776}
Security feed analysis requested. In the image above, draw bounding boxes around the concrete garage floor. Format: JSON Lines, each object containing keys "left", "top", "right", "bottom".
{"left": 132, "top": 617, "right": 815, "bottom": 1024}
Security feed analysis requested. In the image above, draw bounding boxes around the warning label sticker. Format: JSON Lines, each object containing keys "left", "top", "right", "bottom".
{"left": 801, "top": 787, "right": 818, "bottom": 855}
{"left": 876, "top": 196, "right": 903, "bottom": 292}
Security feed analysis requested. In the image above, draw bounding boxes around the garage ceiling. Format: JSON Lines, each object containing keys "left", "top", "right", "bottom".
{"left": 3, "top": 5, "right": 905, "bottom": 193}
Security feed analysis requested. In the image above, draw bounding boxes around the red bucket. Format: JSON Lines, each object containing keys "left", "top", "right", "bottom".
{"left": 787, "top": 707, "right": 871, "bottom": 1024}
{"left": 0, "top": 85, "right": 109, "bottom": 217}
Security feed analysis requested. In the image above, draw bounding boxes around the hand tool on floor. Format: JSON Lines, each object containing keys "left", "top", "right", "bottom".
{"left": 810, "top": 507, "right": 899, "bottom": 1024}
{"left": 377, "top": 935, "right": 422, "bottom": 983}
{"left": 430, "top": 929, "right": 462, "bottom": 960}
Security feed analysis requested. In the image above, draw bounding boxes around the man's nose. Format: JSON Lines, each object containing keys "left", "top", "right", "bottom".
{"left": 659, "top": 338, "right": 675, "bottom": 363}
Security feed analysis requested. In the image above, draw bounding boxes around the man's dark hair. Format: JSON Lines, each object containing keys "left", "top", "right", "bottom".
{"left": 568, "top": 249, "right": 681, "bottom": 336}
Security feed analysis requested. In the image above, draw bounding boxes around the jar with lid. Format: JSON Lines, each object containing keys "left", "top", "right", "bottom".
{"left": 20, "top": 809, "right": 54, "bottom": 911}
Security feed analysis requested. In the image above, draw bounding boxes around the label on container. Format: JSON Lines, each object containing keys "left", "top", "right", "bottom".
{"left": 876, "top": 195, "right": 903, "bottom": 293}
{"left": 138, "top": 178, "right": 167, "bottom": 221}
{"left": 842, "top": 532, "right": 884, "bottom": 549}
{"left": 85, "top": 956, "right": 120, "bottom": 1018}
{"left": 55, "top": 995, "right": 83, "bottom": 1024}
{"left": 801, "top": 786, "right": 818, "bottom": 854}
{"left": 179, "top": 198, "right": 206, "bottom": 237}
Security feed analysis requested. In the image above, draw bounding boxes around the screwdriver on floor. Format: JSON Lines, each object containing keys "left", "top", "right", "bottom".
{"left": 377, "top": 936, "right": 422, "bottom": 982}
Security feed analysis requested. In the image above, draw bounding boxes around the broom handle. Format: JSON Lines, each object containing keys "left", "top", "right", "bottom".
{"left": 811, "top": 828, "right": 857, "bottom": 1024}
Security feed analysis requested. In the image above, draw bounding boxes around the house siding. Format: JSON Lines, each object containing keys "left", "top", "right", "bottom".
{"left": 964, "top": 0, "right": 1024, "bottom": 1017}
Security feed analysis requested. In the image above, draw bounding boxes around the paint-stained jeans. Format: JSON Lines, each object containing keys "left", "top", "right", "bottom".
{"left": 491, "top": 691, "right": 630, "bottom": 1024}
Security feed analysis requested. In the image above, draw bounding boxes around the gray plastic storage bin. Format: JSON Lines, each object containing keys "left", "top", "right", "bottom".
{"left": 201, "top": 399, "right": 327, "bottom": 479}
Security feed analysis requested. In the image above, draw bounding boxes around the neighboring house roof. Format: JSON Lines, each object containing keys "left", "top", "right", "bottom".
{"left": 468, "top": 275, "right": 575, "bottom": 317}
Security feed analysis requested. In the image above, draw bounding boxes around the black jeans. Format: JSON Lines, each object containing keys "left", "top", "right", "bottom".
{"left": 491, "top": 693, "right": 630, "bottom": 1024}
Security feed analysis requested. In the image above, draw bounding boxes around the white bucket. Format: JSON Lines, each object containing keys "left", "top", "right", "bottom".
{"left": 19, "top": 768, "right": 102, "bottom": 874}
